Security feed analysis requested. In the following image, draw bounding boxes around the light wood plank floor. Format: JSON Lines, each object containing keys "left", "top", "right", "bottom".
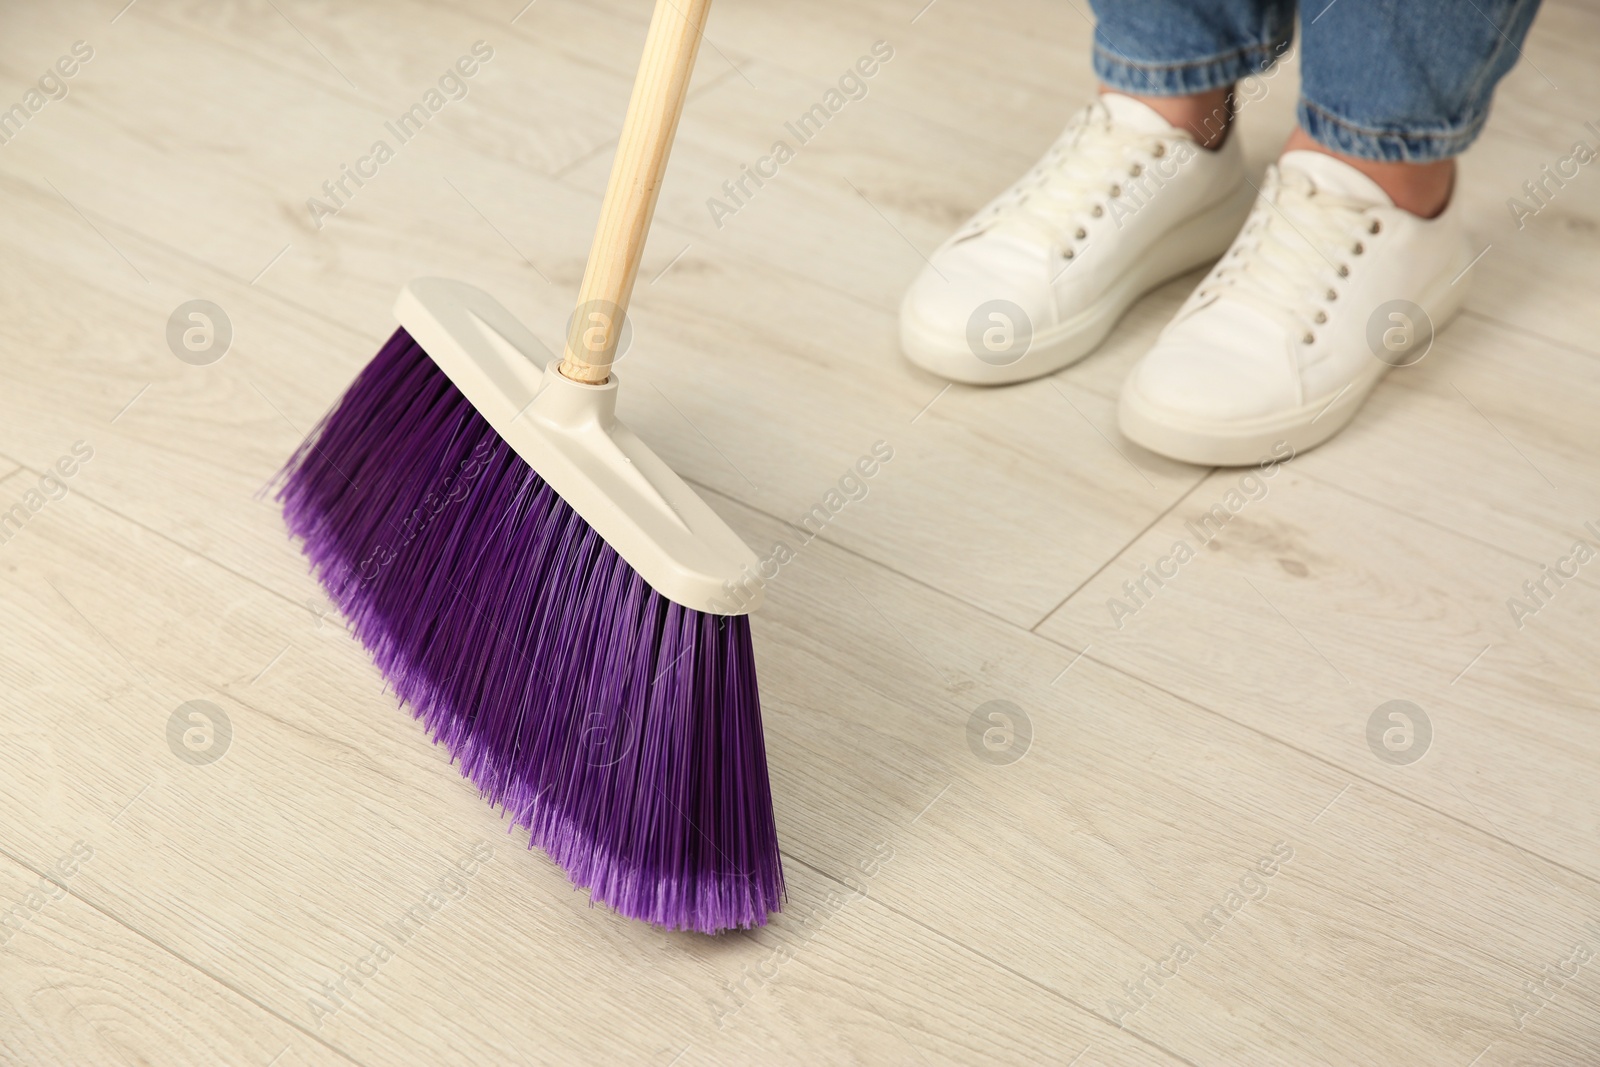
{"left": 2, "top": 0, "right": 1598, "bottom": 1063}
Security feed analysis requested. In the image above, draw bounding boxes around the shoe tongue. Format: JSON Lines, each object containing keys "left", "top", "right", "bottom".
{"left": 1278, "top": 150, "right": 1392, "bottom": 207}
{"left": 950, "top": 224, "right": 1050, "bottom": 265}
{"left": 1097, "top": 93, "right": 1185, "bottom": 136}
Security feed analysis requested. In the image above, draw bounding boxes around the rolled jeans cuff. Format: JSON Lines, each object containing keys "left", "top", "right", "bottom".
{"left": 1092, "top": 35, "right": 1292, "bottom": 96}
{"left": 1297, "top": 96, "right": 1491, "bottom": 162}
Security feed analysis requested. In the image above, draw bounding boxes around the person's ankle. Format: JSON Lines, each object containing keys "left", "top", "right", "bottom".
{"left": 1281, "top": 128, "right": 1454, "bottom": 218}
{"left": 1100, "top": 84, "right": 1234, "bottom": 151}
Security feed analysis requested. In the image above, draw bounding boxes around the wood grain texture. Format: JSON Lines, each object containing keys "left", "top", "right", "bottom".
{"left": 0, "top": 831, "right": 349, "bottom": 1067}
{"left": 0, "top": 0, "right": 1597, "bottom": 1063}
{"left": 0, "top": 463, "right": 1180, "bottom": 1067}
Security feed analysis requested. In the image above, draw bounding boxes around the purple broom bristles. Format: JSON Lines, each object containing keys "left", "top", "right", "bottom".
{"left": 275, "top": 328, "right": 783, "bottom": 934}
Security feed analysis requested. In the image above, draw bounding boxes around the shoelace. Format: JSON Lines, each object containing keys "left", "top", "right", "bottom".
{"left": 961, "top": 99, "right": 1176, "bottom": 257}
{"left": 1196, "top": 165, "right": 1382, "bottom": 347}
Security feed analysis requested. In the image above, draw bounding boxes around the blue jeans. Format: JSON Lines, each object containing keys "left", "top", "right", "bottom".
{"left": 1089, "top": 0, "right": 1542, "bottom": 161}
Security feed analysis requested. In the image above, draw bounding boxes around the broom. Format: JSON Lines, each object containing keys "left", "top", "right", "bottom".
{"left": 275, "top": 0, "right": 783, "bottom": 934}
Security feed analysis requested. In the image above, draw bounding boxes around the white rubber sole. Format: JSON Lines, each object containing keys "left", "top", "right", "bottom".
{"left": 1117, "top": 263, "right": 1471, "bottom": 467}
{"left": 899, "top": 180, "right": 1257, "bottom": 386}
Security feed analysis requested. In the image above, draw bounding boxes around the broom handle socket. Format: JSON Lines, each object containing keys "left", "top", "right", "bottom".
{"left": 560, "top": 0, "right": 711, "bottom": 384}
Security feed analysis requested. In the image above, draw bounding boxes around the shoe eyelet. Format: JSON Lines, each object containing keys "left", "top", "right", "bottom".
{"left": 1129, "top": 163, "right": 1143, "bottom": 177}
{"left": 1092, "top": 205, "right": 1104, "bottom": 217}
{"left": 1075, "top": 227, "right": 1087, "bottom": 239}
{"left": 1337, "top": 264, "right": 1350, "bottom": 277}
{"left": 1314, "top": 311, "right": 1327, "bottom": 324}
{"left": 1303, "top": 332, "right": 1315, "bottom": 345}
{"left": 1368, "top": 220, "right": 1381, "bottom": 234}
{"left": 1061, "top": 249, "right": 1074, "bottom": 260}
{"left": 1110, "top": 184, "right": 1122, "bottom": 198}
{"left": 1353, "top": 242, "right": 1365, "bottom": 255}
{"left": 1152, "top": 144, "right": 1166, "bottom": 158}
{"left": 1327, "top": 289, "right": 1338, "bottom": 300}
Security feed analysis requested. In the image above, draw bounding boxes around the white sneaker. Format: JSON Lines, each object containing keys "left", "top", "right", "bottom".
{"left": 1118, "top": 150, "right": 1474, "bottom": 465}
{"left": 899, "top": 93, "right": 1254, "bottom": 385}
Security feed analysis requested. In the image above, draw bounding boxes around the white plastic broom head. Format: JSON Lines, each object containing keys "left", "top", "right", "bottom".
{"left": 395, "top": 277, "right": 762, "bottom": 615}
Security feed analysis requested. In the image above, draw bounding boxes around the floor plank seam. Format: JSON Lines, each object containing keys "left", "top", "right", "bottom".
{"left": 545, "top": 169, "right": 918, "bottom": 319}
{"left": 685, "top": 477, "right": 1600, "bottom": 896}
{"left": 0, "top": 168, "right": 376, "bottom": 350}
{"left": 5, "top": 7, "right": 1594, "bottom": 1058}
{"left": 23, "top": 456, "right": 1596, "bottom": 896}
{"left": 684, "top": 475, "right": 1037, "bottom": 634}
{"left": 0, "top": 475, "right": 326, "bottom": 625}
{"left": 786, "top": 853, "right": 1207, "bottom": 1067}
{"left": 4, "top": 155, "right": 915, "bottom": 378}
{"left": 1028, "top": 469, "right": 1218, "bottom": 632}
{"left": 1291, "top": 465, "right": 1600, "bottom": 597}
{"left": 10, "top": 8, "right": 1007, "bottom": 342}
{"left": 1039, "top": 643, "right": 1600, "bottom": 895}
{"left": 546, "top": 64, "right": 749, "bottom": 180}
{"left": 0, "top": 842, "right": 374, "bottom": 1067}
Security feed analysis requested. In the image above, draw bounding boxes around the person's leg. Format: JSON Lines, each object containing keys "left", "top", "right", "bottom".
{"left": 1282, "top": 127, "right": 1453, "bottom": 217}
{"left": 1295, "top": 0, "right": 1542, "bottom": 216}
{"left": 897, "top": 0, "right": 1286, "bottom": 385}
{"left": 1117, "top": 0, "right": 1547, "bottom": 466}
{"left": 1123, "top": 87, "right": 1236, "bottom": 151}
{"left": 1090, "top": 0, "right": 1295, "bottom": 149}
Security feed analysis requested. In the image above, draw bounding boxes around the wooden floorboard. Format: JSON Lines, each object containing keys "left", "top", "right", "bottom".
{"left": 2, "top": 0, "right": 1597, "bottom": 1063}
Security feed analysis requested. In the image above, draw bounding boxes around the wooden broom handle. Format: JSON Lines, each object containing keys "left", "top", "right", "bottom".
{"left": 560, "top": 0, "right": 712, "bottom": 384}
